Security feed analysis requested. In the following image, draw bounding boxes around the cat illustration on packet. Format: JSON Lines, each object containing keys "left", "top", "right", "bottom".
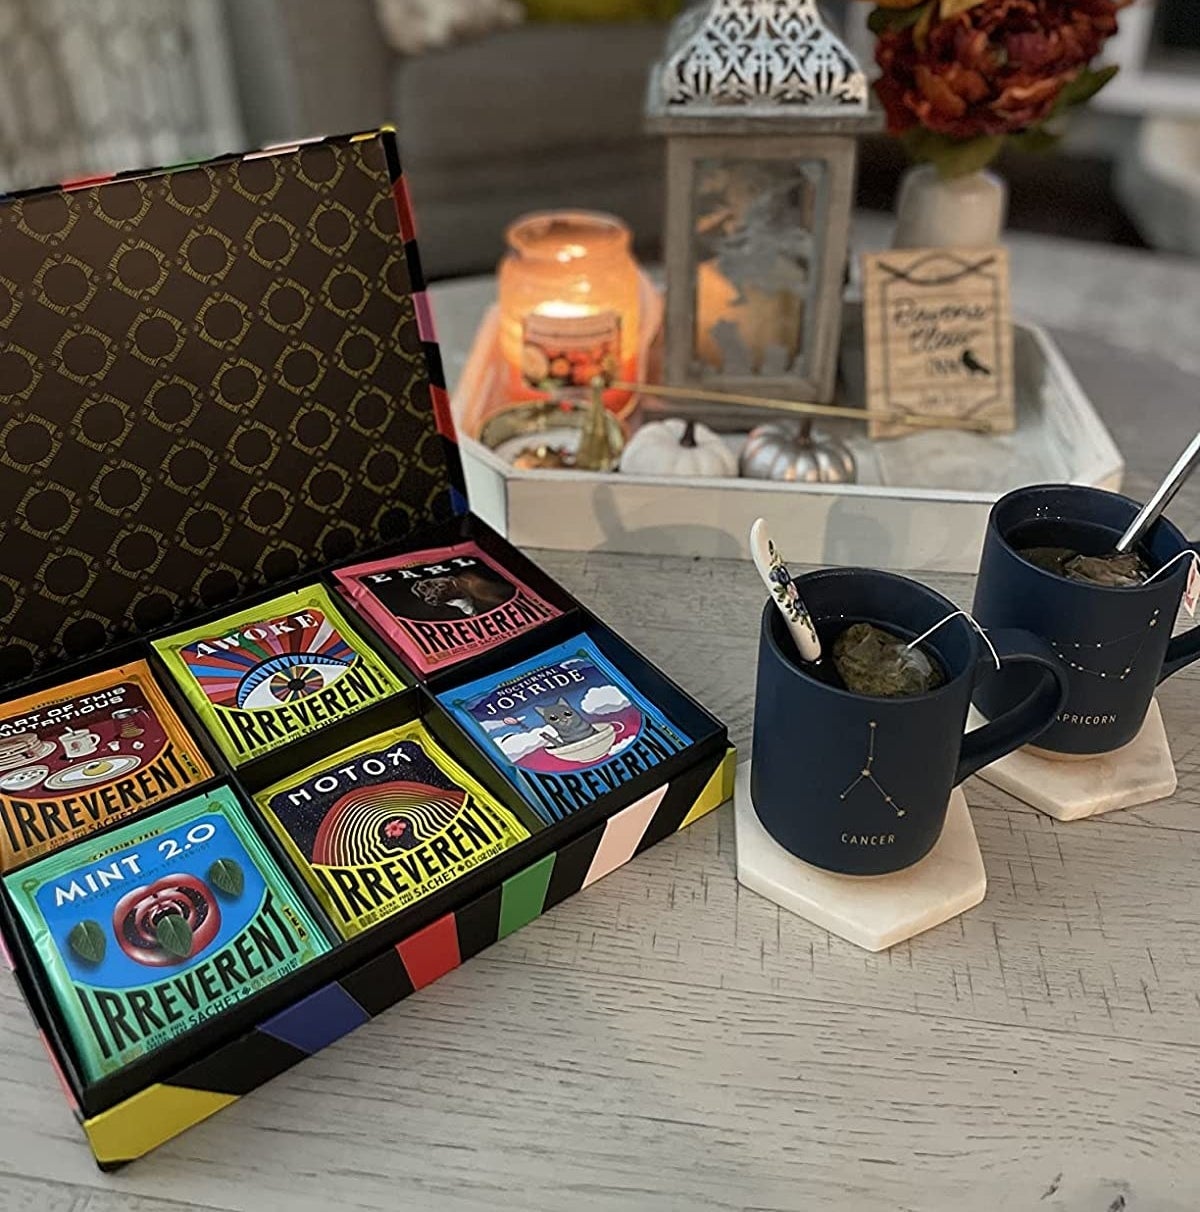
{"left": 533, "top": 697, "right": 628, "bottom": 765}
{"left": 442, "top": 636, "right": 693, "bottom": 823}
{"left": 335, "top": 541, "right": 562, "bottom": 677}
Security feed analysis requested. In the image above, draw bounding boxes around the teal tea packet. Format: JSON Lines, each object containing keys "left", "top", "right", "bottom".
{"left": 4, "top": 786, "right": 331, "bottom": 1083}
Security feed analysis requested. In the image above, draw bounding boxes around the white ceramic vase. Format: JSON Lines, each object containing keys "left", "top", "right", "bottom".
{"left": 892, "top": 163, "right": 1009, "bottom": 249}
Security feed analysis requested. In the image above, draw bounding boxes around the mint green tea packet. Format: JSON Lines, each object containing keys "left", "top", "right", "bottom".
{"left": 3, "top": 786, "right": 332, "bottom": 1083}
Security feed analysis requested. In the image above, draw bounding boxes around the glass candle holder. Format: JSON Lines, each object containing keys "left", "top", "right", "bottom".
{"left": 498, "top": 211, "right": 641, "bottom": 415}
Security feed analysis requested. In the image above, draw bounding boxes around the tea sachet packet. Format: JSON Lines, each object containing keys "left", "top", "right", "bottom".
{"left": 155, "top": 586, "right": 403, "bottom": 766}
{"left": 0, "top": 661, "right": 210, "bottom": 873}
{"left": 4, "top": 787, "right": 330, "bottom": 1081}
{"left": 335, "top": 541, "right": 561, "bottom": 677}
{"left": 441, "top": 636, "right": 692, "bottom": 823}
{"left": 256, "top": 722, "right": 531, "bottom": 939}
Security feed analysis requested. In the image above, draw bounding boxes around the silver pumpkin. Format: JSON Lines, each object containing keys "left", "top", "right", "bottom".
{"left": 739, "top": 421, "right": 857, "bottom": 484}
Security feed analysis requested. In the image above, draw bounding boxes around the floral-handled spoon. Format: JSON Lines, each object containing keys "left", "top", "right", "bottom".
{"left": 750, "top": 518, "right": 823, "bottom": 664}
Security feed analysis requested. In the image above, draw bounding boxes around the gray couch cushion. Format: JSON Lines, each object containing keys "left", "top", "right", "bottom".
{"left": 394, "top": 23, "right": 668, "bottom": 277}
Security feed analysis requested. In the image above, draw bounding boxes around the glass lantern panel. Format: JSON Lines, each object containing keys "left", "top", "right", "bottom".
{"left": 690, "top": 157, "right": 829, "bottom": 382}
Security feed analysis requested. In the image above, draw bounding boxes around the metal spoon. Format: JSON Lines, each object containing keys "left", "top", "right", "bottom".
{"left": 1116, "top": 430, "right": 1200, "bottom": 553}
{"left": 749, "top": 518, "right": 823, "bottom": 664}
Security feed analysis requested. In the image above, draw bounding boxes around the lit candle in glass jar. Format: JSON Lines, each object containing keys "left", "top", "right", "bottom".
{"left": 499, "top": 211, "right": 641, "bottom": 415}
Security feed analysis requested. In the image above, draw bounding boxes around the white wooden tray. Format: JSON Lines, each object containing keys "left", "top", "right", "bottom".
{"left": 451, "top": 303, "right": 1123, "bottom": 573}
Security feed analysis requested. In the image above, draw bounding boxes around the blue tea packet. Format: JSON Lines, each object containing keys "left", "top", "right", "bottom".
{"left": 440, "top": 636, "right": 692, "bottom": 823}
{"left": 4, "top": 786, "right": 331, "bottom": 1082}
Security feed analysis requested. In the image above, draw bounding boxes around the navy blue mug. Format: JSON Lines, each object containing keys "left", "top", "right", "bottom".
{"left": 973, "top": 485, "right": 1200, "bottom": 757}
{"left": 751, "top": 569, "right": 1069, "bottom": 875}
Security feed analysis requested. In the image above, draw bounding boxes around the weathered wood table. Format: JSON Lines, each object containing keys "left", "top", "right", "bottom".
{"left": 2, "top": 230, "right": 1199, "bottom": 1211}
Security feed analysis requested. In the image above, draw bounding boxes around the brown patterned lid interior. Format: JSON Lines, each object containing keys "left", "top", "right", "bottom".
{"left": 0, "top": 135, "right": 456, "bottom": 689}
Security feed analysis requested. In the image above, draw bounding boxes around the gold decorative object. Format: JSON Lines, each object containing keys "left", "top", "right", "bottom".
{"left": 478, "top": 394, "right": 626, "bottom": 473}
{"left": 576, "top": 380, "right": 624, "bottom": 471}
{"left": 512, "top": 445, "right": 573, "bottom": 471}
{"left": 616, "top": 380, "right": 996, "bottom": 434}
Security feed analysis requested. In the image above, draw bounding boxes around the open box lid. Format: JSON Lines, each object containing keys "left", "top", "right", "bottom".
{"left": 0, "top": 129, "right": 466, "bottom": 691}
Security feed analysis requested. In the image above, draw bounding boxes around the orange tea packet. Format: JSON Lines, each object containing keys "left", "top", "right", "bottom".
{"left": 0, "top": 661, "right": 212, "bottom": 872}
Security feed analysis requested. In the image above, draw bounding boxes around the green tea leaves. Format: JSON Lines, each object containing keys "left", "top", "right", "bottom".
{"left": 68, "top": 920, "right": 106, "bottom": 965}
{"left": 155, "top": 914, "right": 194, "bottom": 959}
{"left": 208, "top": 858, "right": 244, "bottom": 899}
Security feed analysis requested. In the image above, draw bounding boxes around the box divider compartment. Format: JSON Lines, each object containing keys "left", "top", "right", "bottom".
{"left": 2, "top": 635, "right": 725, "bottom": 1120}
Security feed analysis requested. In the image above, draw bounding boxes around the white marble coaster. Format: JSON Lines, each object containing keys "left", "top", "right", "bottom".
{"left": 969, "top": 698, "right": 1177, "bottom": 821}
{"left": 734, "top": 762, "right": 986, "bottom": 953}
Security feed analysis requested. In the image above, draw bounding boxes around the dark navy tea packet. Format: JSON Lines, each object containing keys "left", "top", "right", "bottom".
{"left": 441, "top": 635, "right": 693, "bottom": 823}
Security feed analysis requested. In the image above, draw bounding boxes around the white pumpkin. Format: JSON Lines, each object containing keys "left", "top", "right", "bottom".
{"left": 620, "top": 418, "right": 739, "bottom": 479}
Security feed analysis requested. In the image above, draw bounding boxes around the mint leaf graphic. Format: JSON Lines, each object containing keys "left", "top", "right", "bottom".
{"left": 208, "top": 858, "right": 244, "bottom": 899}
{"left": 155, "top": 915, "right": 193, "bottom": 960}
{"left": 68, "top": 920, "right": 106, "bottom": 965}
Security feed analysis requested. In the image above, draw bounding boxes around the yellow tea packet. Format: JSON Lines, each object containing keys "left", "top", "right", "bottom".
{"left": 255, "top": 722, "right": 531, "bottom": 938}
{"left": 153, "top": 586, "right": 404, "bottom": 767}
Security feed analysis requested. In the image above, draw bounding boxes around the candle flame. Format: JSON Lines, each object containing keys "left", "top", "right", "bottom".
{"left": 534, "top": 300, "right": 598, "bottom": 319}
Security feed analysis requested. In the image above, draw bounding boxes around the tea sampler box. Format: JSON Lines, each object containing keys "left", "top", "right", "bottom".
{"left": 0, "top": 130, "right": 734, "bottom": 1167}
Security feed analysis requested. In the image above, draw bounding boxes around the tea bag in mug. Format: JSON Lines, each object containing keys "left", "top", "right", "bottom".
{"left": 832, "top": 624, "right": 945, "bottom": 698}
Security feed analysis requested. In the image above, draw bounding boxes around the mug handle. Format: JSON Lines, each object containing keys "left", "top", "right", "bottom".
{"left": 1159, "top": 544, "right": 1200, "bottom": 683}
{"left": 955, "top": 628, "right": 1071, "bottom": 785}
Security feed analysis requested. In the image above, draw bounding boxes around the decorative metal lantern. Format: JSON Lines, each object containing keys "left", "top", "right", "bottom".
{"left": 647, "top": 0, "right": 881, "bottom": 427}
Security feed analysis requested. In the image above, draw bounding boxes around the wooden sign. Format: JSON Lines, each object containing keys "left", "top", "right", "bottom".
{"left": 862, "top": 246, "right": 1015, "bottom": 439}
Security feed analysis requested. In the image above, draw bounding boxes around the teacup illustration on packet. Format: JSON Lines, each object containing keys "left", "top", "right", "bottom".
{"left": 60, "top": 728, "right": 101, "bottom": 760}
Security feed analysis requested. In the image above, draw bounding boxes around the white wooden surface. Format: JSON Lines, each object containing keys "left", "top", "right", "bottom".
{"left": 3, "top": 231, "right": 1200, "bottom": 1210}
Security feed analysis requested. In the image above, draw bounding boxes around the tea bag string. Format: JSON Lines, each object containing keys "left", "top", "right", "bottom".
{"left": 906, "top": 611, "right": 1002, "bottom": 672}
{"left": 1142, "top": 548, "right": 1200, "bottom": 586}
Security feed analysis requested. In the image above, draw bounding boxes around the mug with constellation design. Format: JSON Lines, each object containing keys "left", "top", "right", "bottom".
{"left": 973, "top": 484, "right": 1200, "bottom": 758}
{"left": 751, "top": 569, "right": 1068, "bottom": 875}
